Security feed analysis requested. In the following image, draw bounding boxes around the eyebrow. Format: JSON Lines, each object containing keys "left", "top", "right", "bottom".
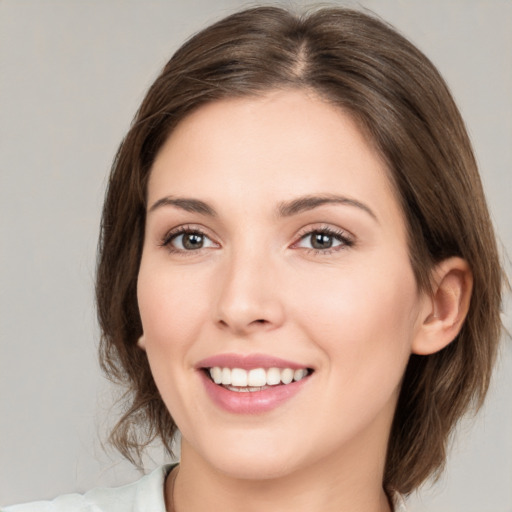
{"left": 148, "top": 196, "right": 217, "bottom": 217}
{"left": 148, "top": 193, "right": 377, "bottom": 222}
{"left": 277, "top": 194, "right": 378, "bottom": 222}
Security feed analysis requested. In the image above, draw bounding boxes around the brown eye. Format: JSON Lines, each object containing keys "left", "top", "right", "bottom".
{"left": 166, "top": 230, "right": 216, "bottom": 251}
{"left": 181, "top": 233, "right": 204, "bottom": 250}
{"left": 295, "top": 228, "right": 353, "bottom": 253}
{"left": 311, "top": 232, "right": 334, "bottom": 249}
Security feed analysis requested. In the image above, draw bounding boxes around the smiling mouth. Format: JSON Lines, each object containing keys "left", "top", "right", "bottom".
{"left": 204, "top": 367, "right": 313, "bottom": 392}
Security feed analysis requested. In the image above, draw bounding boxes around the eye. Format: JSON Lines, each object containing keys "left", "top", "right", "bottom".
{"left": 161, "top": 227, "right": 218, "bottom": 253}
{"left": 294, "top": 227, "right": 353, "bottom": 253}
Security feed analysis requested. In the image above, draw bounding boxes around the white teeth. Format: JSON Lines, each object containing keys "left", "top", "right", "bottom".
{"left": 281, "top": 368, "right": 294, "bottom": 384}
{"left": 211, "top": 366, "right": 222, "bottom": 384}
{"left": 266, "top": 367, "right": 281, "bottom": 385}
{"left": 294, "top": 369, "right": 308, "bottom": 381}
{"left": 226, "top": 386, "right": 265, "bottom": 393}
{"left": 221, "top": 367, "right": 231, "bottom": 385}
{"left": 248, "top": 368, "right": 267, "bottom": 387}
{"left": 208, "top": 366, "right": 310, "bottom": 388}
{"left": 231, "top": 368, "right": 248, "bottom": 387}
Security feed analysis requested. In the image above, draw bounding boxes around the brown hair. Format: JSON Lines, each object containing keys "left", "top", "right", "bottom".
{"left": 96, "top": 6, "right": 503, "bottom": 495}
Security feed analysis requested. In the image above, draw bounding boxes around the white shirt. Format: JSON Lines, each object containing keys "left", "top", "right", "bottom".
{"left": 3, "top": 464, "right": 408, "bottom": 511}
{"left": 2, "top": 465, "right": 171, "bottom": 512}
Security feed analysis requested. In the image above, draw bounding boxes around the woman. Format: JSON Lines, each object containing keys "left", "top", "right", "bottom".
{"left": 3, "top": 5, "right": 504, "bottom": 512}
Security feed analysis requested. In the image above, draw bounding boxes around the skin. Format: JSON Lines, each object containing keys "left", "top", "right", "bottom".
{"left": 137, "top": 89, "right": 471, "bottom": 512}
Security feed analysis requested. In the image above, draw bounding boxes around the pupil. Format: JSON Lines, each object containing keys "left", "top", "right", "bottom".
{"left": 183, "top": 233, "right": 203, "bottom": 250}
{"left": 312, "top": 233, "right": 332, "bottom": 249}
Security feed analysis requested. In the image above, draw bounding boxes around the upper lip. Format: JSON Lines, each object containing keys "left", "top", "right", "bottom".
{"left": 196, "top": 353, "right": 311, "bottom": 371}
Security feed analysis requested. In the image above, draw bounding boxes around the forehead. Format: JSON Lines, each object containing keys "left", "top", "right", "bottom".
{"left": 148, "top": 89, "right": 402, "bottom": 227}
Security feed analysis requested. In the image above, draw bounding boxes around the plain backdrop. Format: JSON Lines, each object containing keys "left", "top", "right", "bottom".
{"left": 1, "top": 0, "right": 511, "bottom": 510}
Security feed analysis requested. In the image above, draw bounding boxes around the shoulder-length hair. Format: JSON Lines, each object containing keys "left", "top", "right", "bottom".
{"left": 96, "top": 6, "right": 503, "bottom": 495}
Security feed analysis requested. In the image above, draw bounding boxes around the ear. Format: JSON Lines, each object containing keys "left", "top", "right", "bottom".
{"left": 412, "top": 257, "right": 473, "bottom": 355}
{"left": 137, "top": 334, "right": 146, "bottom": 351}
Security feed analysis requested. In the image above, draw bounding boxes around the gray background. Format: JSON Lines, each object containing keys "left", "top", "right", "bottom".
{"left": 1, "top": 0, "right": 511, "bottom": 510}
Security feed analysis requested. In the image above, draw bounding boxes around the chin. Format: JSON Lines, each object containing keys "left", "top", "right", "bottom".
{"left": 212, "top": 451, "right": 302, "bottom": 481}
{"left": 183, "top": 427, "right": 306, "bottom": 481}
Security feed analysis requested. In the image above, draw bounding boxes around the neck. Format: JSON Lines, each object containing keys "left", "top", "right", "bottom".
{"left": 167, "top": 437, "right": 392, "bottom": 512}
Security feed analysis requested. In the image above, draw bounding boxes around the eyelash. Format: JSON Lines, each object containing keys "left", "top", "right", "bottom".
{"left": 294, "top": 226, "right": 354, "bottom": 255}
{"left": 159, "top": 225, "right": 354, "bottom": 256}
{"left": 159, "top": 225, "right": 213, "bottom": 256}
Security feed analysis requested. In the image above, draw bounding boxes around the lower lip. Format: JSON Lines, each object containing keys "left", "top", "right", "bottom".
{"left": 200, "top": 371, "right": 310, "bottom": 414}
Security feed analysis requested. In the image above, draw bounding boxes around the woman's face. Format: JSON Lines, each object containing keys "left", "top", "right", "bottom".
{"left": 137, "top": 90, "right": 428, "bottom": 480}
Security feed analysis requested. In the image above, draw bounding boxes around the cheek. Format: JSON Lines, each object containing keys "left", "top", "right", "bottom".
{"left": 275, "top": 256, "right": 421, "bottom": 452}
{"left": 136, "top": 260, "right": 212, "bottom": 417}
{"left": 292, "top": 257, "right": 419, "bottom": 379}
{"left": 137, "top": 260, "right": 212, "bottom": 365}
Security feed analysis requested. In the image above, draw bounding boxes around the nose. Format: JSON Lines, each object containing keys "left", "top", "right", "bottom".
{"left": 214, "top": 249, "right": 285, "bottom": 336}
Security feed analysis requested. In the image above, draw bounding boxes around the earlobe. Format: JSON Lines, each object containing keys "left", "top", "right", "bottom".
{"left": 137, "top": 334, "right": 146, "bottom": 351}
{"left": 412, "top": 257, "right": 473, "bottom": 355}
